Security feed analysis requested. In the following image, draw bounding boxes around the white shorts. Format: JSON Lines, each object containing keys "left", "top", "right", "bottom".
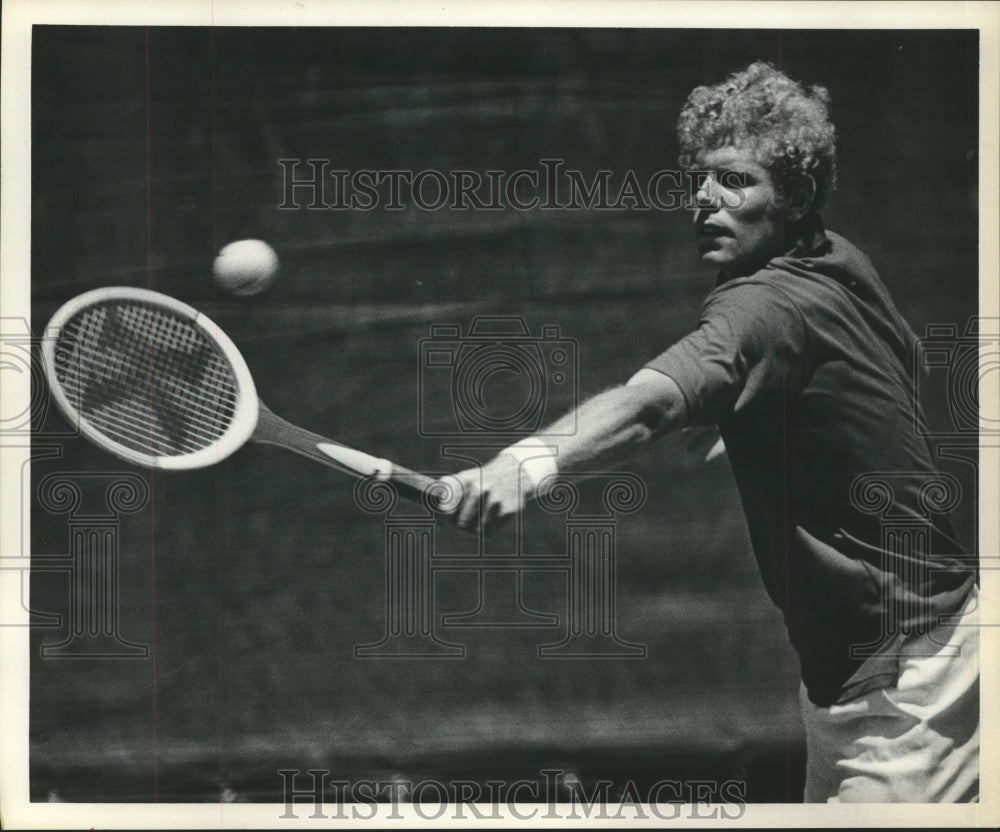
{"left": 799, "top": 586, "right": 980, "bottom": 803}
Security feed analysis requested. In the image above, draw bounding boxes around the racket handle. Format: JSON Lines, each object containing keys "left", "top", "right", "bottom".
{"left": 316, "top": 445, "right": 461, "bottom": 513}
{"left": 254, "top": 403, "right": 460, "bottom": 512}
{"left": 384, "top": 463, "right": 457, "bottom": 510}
{"left": 316, "top": 446, "right": 461, "bottom": 513}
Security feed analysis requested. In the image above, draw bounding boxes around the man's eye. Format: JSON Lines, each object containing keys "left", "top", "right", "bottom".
{"left": 719, "top": 170, "right": 751, "bottom": 188}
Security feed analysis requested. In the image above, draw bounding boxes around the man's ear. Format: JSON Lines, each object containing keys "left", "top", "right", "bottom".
{"left": 784, "top": 174, "right": 817, "bottom": 222}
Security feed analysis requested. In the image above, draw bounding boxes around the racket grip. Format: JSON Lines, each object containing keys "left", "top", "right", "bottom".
{"left": 314, "top": 443, "right": 461, "bottom": 512}
{"left": 254, "top": 404, "right": 462, "bottom": 513}
{"left": 386, "top": 466, "right": 463, "bottom": 514}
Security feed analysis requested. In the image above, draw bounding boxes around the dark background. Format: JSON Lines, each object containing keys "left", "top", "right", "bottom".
{"left": 29, "top": 27, "right": 979, "bottom": 803}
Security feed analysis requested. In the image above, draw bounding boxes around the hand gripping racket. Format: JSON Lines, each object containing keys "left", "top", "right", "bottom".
{"left": 41, "top": 287, "right": 460, "bottom": 511}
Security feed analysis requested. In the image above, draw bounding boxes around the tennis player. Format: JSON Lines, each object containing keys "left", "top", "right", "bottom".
{"left": 445, "top": 62, "right": 979, "bottom": 803}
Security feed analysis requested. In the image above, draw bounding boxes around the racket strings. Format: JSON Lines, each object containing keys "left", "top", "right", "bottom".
{"left": 54, "top": 302, "right": 241, "bottom": 457}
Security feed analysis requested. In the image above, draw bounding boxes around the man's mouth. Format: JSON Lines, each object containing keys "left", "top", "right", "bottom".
{"left": 697, "top": 223, "right": 729, "bottom": 237}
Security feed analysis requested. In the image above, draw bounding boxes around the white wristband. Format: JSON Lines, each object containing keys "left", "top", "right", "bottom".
{"left": 501, "top": 437, "right": 559, "bottom": 496}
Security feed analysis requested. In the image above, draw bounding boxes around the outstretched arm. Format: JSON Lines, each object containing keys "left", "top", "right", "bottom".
{"left": 448, "top": 369, "right": 688, "bottom": 531}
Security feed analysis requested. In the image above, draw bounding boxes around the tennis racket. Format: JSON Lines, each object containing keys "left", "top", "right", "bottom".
{"left": 41, "top": 287, "right": 460, "bottom": 511}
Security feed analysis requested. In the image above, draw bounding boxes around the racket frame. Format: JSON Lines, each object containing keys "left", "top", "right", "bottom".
{"left": 41, "top": 286, "right": 260, "bottom": 470}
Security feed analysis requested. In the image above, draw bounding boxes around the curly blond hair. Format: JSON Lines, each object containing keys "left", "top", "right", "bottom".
{"left": 678, "top": 62, "right": 837, "bottom": 209}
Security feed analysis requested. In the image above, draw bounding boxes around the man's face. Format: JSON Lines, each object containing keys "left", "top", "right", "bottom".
{"left": 692, "top": 146, "right": 784, "bottom": 277}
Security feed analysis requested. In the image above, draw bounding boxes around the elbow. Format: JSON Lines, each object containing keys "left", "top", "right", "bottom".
{"left": 635, "top": 398, "right": 677, "bottom": 440}
{"left": 624, "top": 371, "right": 688, "bottom": 437}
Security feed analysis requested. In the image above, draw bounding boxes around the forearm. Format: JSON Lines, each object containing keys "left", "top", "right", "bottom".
{"left": 509, "top": 374, "right": 688, "bottom": 480}
{"left": 448, "top": 372, "right": 688, "bottom": 530}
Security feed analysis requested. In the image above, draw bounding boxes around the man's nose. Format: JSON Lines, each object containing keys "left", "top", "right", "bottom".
{"left": 693, "top": 177, "right": 720, "bottom": 224}
{"left": 693, "top": 206, "right": 717, "bottom": 226}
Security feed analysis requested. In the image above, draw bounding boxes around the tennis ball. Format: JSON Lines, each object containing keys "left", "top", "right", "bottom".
{"left": 213, "top": 239, "right": 280, "bottom": 296}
